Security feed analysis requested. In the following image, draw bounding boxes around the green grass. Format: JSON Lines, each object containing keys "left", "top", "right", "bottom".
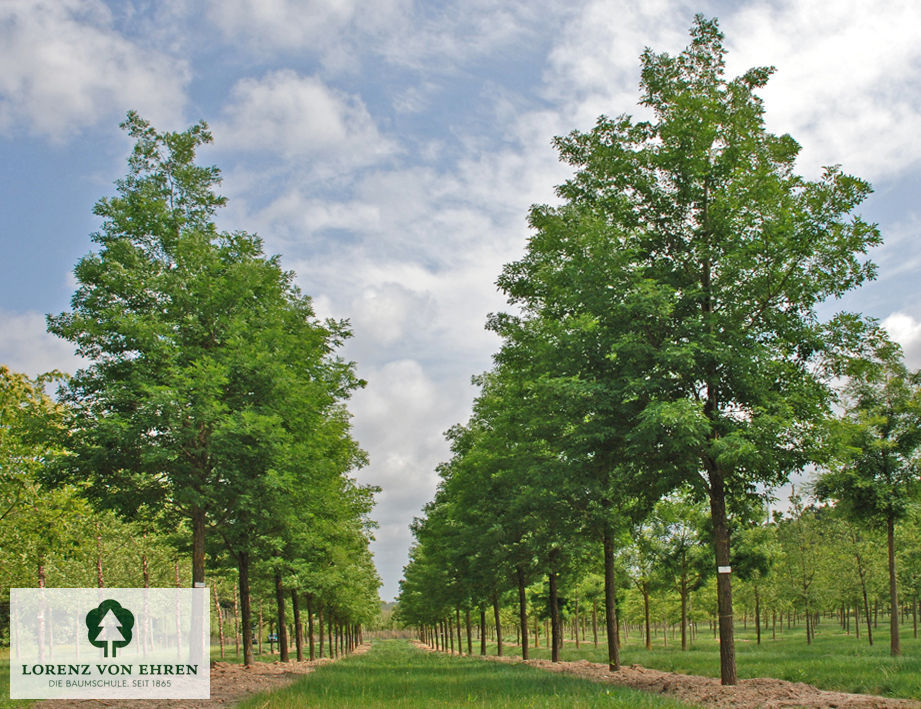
{"left": 478, "top": 616, "right": 921, "bottom": 700}
{"left": 236, "top": 639, "right": 697, "bottom": 708}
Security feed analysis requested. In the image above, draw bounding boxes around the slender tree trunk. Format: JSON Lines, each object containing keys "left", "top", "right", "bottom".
{"left": 681, "top": 578, "right": 688, "bottom": 650}
{"left": 592, "top": 598, "right": 598, "bottom": 648}
{"left": 603, "top": 525, "right": 620, "bottom": 671}
{"left": 318, "top": 604, "right": 325, "bottom": 658}
{"left": 232, "top": 584, "right": 240, "bottom": 658}
{"left": 574, "top": 599, "right": 580, "bottom": 648}
{"left": 517, "top": 565, "right": 529, "bottom": 660}
{"left": 493, "top": 593, "right": 503, "bottom": 656}
{"left": 480, "top": 609, "right": 487, "bottom": 655}
{"left": 238, "top": 553, "right": 254, "bottom": 666}
{"left": 455, "top": 608, "right": 462, "bottom": 655}
{"left": 549, "top": 566, "right": 561, "bottom": 663}
{"left": 466, "top": 608, "right": 473, "bottom": 656}
{"left": 214, "top": 584, "right": 225, "bottom": 658}
{"left": 888, "top": 513, "right": 901, "bottom": 656}
{"left": 307, "top": 595, "right": 315, "bottom": 661}
{"left": 707, "top": 462, "right": 737, "bottom": 685}
{"left": 291, "top": 591, "right": 303, "bottom": 661}
{"left": 913, "top": 596, "right": 918, "bottom": 640}
{"left": 754, "top": 585, "right": 761, "bottom": 646}
{"left": 258, "top": 603, "right": 264, "bottom": 656}
{"left": 642, "top": 583, "right": 652, "bottom": 650}
{"left": 191, "top": 505, "right": 206, "bottom": 586}
{"left": 862, "top": 583, "right": 873, "bottom": 645}
{"left": 274, "top": 570, "right": 289, "bottom": 662}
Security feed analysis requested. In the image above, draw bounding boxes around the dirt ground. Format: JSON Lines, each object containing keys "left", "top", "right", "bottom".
{"left": 33, "top": 644, "right": 370, "bottom": 709}
{"left": 480, "top": 653, "right": 921, "bottom": 708}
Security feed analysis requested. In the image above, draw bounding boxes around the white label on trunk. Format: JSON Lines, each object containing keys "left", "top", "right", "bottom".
{"left": 718, "top": 566, "right": 731, "bottom": 574}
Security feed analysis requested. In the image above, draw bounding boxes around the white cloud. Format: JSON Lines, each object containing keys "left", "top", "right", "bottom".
{"left": 206, "top": 0, "right": 409, "bottom": 71}
{"left": 726, "top": 0, "right": 921, "bottom": 179}
{"left": 0, "top": 0, "right": 188, "bottom": 138}
{"left": 347, "top": 358, "right": 470, "bottom": 599}
{"left": 214, "top": 70, "right": 397, "bottom": 168}
{"left": 883, "top": 313, "right": 921, "bottom": 370}
{"left": 0, "top": 310, "right": 86, "bottom": 377}
{"left": 542, "top": 0, "right": 921, "bottom": 181}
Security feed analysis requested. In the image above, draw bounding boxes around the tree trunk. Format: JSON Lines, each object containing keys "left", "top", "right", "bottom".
{"left": 754, "top": 584, "right": 761, "bottom": 646}
{"left": 455, "top": 608, "right": 463, "bottom": 655}
{"left": 517, "top": 565, "right": 529, "bottom": 660}
{"left": 603, "top": 525, "right": 620, "bottom": 671}
{"left": 307, "top": 594, "right": 315, "bottom": 660}
{"left": 480, "top": 608, "right": 487, "bottom": 655}
{"left": 466, "top": 608, "right": 473, "bottom": 656}
{"left": 888, "top": 513, "right": 901, "bottom": 656}
{"left": 318, "top": 604, "right": 325, "bottom": 658}
{"left": 493, "top": 593, "right": 503, "bottom": 656}
{"left": 549, "top": 566, "right": 561, "bottom": 663}
{"left": 642, "top": 583, "right": 652, "bottom": 650}
{"left": 291, "top": 591, "right": 303, "bottom": 661}
{"left": 707, "top": 463, "right": 737, "bottom": 685}
{"left": 238, "top": 553, "right": 254, "bottom": 666}
{"left": 232, "top": 584, "right": 240, "bottom": 658}
{"left": 592, "top": 598, "right": 599, "bottom": 648}
{"left": 191, "top": 505, "right": 206, "bottom": 586}
{"left": 214, "top": 584, "right": 225, "bottom": 659}
{"left": 913, "top": 596, "right": 918, "bottom": 640}
{"left": 861, "top": 580, "right": 873, "bottom": 646}
{"left": 681, "top": 576, "right": 689, "bottom": 650}
{"left": 274, "top": 570, "right": 289, "bottom": 662}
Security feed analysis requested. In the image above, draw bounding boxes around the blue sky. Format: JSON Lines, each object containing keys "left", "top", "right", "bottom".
{"left": 3, "top": 0, "right": 921, "bottom": 601}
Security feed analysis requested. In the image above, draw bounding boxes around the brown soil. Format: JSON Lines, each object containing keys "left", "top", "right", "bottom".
{"left": 480, "top": 653, "right": 920, "bottom": 708}
{"left": 33, "top": 644, "right": 370, "bottom": 709}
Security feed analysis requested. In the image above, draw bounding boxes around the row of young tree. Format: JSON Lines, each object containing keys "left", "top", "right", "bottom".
{"left": 0, "top": 115, "right": 381, "bottom": 661}
{"left": 397, "top": 16, "right": 921, "bottom": 685}
{"left": 399, "top": 492, "right": 921, "bottom": 657}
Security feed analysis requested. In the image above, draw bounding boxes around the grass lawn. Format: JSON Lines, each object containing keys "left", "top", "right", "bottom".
{"left": 236, "top": 639, "right": 697, "bottom": 708}
{"left": 476, "top": 616, "right": 921, "bottom": 700}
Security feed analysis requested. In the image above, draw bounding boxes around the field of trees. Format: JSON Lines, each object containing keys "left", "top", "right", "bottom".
{"left": 3, "top": 13, "right": 921, "bottom": 708}
{"left": 0, "top": 114, "right": 381, "bottom": 667}
{"left": 396, "top": 14, "right": 921, "bottom": 696}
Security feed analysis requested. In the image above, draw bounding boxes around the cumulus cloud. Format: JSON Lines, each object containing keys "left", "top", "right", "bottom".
{"left": 214, "top": 70, "right": 397, "bottom": 168}
{"left": 883, "top": 313, "right": 921, "bottom": 370}
{"left": 206, "top": 0, "right": 409, "bottom": 71}
{"left": 726, "top": 0, "right": 921, "bottom": 179}
{"left": 0, "top": 310, "right": 85, "bottom": 377}
{"left": 541, "top": 0, "right": 921, "bottom": 181}
{"left": 346, "top": 358, "right": 473, "bottom": 598}
{"left": 0, "top": 0, "right": 188, "bottom": 138}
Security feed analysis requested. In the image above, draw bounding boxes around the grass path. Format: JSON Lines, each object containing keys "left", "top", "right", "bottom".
{"left": 237, "top": 639, "right": 697, "bottom": 708}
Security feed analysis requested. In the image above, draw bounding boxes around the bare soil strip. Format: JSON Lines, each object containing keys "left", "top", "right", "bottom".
{"left": 34, "top": 644, "right": 371, "bottom": 709}
{"left": 480, "top": 654, "right": 920, "bottom": 709}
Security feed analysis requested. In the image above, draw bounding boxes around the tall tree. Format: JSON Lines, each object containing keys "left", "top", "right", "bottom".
{"left": 495, "top": 16, "right": 880, "bottom": 684}
{"left": 815, "top": 342, "right": 921, "bottom": 656}
{"left": 46, "top": 113, "right": 364, "bottom": 591}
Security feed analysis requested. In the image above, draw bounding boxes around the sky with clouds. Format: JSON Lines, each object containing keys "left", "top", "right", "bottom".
{"left": 2, "top": 0, "right": 921, "bottom": 601}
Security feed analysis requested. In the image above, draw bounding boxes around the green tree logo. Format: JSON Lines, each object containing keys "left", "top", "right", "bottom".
{"left": 86, "top": 599, "right": 135, "bottom": 658}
